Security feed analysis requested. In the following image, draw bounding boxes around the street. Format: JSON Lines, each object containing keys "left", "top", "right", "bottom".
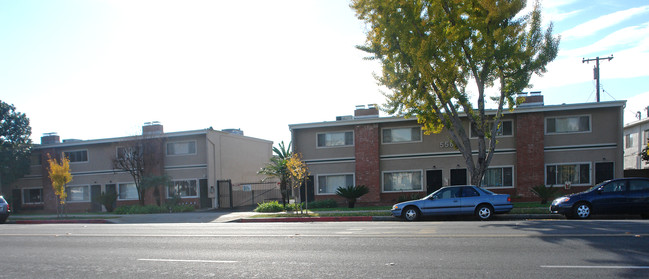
{"left": 1, "top": 220, "right": 649, "bottom": 278}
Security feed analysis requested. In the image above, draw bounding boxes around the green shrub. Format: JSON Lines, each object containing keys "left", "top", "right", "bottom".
{"left": 307, "top": 199, "right": 338, "bottom": 208}
{"left": 530, "top": 185, "right": 561, "bottom": 204}
{"left": 99, "top": 191, "right": 117, "bottom": 212}
{"left": 284, "top": 202, "right": 304, "bottom": 212}
{"left": 254, "top": 201, "right": 285, "bottom": 212}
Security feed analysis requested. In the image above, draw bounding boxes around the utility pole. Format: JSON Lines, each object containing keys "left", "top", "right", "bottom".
{"left": 582, "top": 55, "right": 613, "bottom": 102}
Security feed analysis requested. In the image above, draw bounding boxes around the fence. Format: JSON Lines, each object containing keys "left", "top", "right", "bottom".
{"left": 217, "top": 180, "right": 282, "bottom": 209}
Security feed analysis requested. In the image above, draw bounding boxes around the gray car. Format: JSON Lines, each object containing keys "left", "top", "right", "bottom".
{"left": 0, "top": 196, "right": 10, "bottom": 224}
{"left": 391, "top": 185, "right": 513, "bottom": 221}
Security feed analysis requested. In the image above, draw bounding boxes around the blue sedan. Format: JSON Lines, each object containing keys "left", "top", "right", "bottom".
{"left": 391, "top": 186, "right": 513, "bottom": 221}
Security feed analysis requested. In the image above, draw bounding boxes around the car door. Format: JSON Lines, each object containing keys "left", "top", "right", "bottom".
{"left": 459, "top": 186, "right": 482, "bottom": 215}
{"left": 590, "top": 180, "right": 628, "bottom": 214}
{"left": 627, "top": 179, "right": 649, "bottom": 214}
{"left": 420, "top": 187, "right": 462, "bottom": 216}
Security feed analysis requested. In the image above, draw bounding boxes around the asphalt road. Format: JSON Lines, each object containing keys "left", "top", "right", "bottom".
{"left": 1, "top": 220, "right": 649, "bottom": 278}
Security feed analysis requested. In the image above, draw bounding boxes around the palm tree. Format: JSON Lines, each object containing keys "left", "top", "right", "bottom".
{"left": 259, "top": 141, "right": 292, "bottom": 206}
{"left": 336, "top": 185, "right": 369, "bottom": 208}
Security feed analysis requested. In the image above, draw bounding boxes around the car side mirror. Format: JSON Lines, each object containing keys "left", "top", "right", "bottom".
{"left": 597, "top": 187, "right": 603, "bottom": 194}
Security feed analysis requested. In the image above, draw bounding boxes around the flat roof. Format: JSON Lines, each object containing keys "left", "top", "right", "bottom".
{"left": 289, "top": 100, "right": 626, "bottom": 130}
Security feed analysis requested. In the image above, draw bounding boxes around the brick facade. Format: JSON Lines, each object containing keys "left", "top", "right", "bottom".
{"left": 515, "top": 112, "right": 545, "bottom": 198}
{"left": 354, "top": 123, "right": 381, "bottom": 202}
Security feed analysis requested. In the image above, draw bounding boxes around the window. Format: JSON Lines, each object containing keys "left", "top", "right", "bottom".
{"left": 482, "top": 167, "right": 513, "bottom": 188}
{"left": 167, "top": 141, "right": 196, "bottom": 156}
{"left": 22, "top": 188, "right": 43, "bottom": 204}
{"left": 630, "top": 180, "right": 649, "bottom": 192}
{"left": 64, "top": 150, "right": 88, "bottom": 162}
{"left": 625, "top": 134, "right": 635, "bottom": 148}
{"left": 462, "top": 186, "right": 480, "bottom": 197}
{"left": 601, "top": 180, "right": 626, "bottom": 193}
{"left": 167, "top": 180, "right": 198, "bottom": 198}
{"left": 382, "top": 127, "right": 421, "bottom": 143}
{"left": 546, "top": 116, "right": 590, "bottom": 134}
{"left": 118, "top": 183, "right": 138, "bottom": 200}
{"left": 434, "top": 187, "right": 461, "bottom": 199}
{"left": 30, "top": 153, "right": 42, "bottom": 165}
{"left": 317, "top": 131, "right": 353, "bottom": 147}
{"left": 317, "top": 174, "right": 354, "bottom": 194}
{"left": 66, "top": 185, "right": 90, "bottom": 202}
{"left": 383, "top": 171, "right": 423, "bottom": 192}
{"left": 471, "top": 120, "right": 513, "bottom": 137}
{"left": 546, "top": 163, "right": 590, "bottom": 185}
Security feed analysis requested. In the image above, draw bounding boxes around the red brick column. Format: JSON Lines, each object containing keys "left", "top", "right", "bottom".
{"left": 355, "top": 124, "right": 380, "bottom": 202}
{"left": 515, "top": 112, "right": 545, "bottom": 198}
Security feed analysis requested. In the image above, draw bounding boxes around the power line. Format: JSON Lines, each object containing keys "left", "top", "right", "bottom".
{"left": 582, "top": 55, "right": 614, "bottom": 102}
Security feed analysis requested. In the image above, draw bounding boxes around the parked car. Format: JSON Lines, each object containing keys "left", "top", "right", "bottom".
{"left": 0, "top": 196, "right": 10, "bottom": 224}
{"left": 391, "top": 185, "right": 513, "bottom": 221}
{"left": 550, "top": 177, "right": 649, "bottom": 219}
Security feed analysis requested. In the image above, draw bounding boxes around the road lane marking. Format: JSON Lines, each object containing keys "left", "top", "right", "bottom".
{"left": 542, "top": 265, "right": 649, "bottom": 269}
{"left": 138, "top": 259, "right": 237, "bottom": 263}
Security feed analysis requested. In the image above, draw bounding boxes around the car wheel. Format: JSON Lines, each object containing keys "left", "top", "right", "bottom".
{"left": 475, "top": 204, "right": 494, "bottom": 221}
{"left": 403, "top": 206, "right": 420, "bottom": 221}
{"left": 573, "top": 203, "right": 591, "bottom": 219}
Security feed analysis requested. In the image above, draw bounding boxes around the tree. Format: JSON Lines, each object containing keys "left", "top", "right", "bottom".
{"left": 352, "top": 0, "right": 559, "bottom": 186}
{"left": 286, "top": 153, "right": 309, "bottom": 212}
{"left": 47, "top": 154, "right": 72, "bottom": 217}
{"left": 113, "top": 135, "right": 164, "bottom": 206}
{"left": 258, "top": 141, "right": 292, "bottom": 206}
{"left": 0, "top": 100, "right": 32, "bottom": 194}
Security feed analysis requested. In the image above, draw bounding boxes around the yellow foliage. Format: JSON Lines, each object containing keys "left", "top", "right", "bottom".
{"left": 47, "top": 154, "right": 72, "bottom": 204}
{"left": 286, "top": 153, "right": 308, "bottom": 188}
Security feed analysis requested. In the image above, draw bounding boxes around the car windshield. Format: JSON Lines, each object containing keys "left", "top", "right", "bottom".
{"left": 588, "top": 180, "right": 610, "bottom": 191}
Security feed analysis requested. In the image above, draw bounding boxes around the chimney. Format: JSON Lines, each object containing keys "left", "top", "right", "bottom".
{"left": 516, "top": 91, "right": 544, "bottom": 107}
{"left": 41, "top": 133, "right": 60, "bottom": 145}
{"left": 143, "top": 121, "right": 164, "bottom": 135}
{"left": 354, "top": 104, "right": 379, "bottom": 119}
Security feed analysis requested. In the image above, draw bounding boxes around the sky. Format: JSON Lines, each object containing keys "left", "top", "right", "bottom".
{"left": 1, "top": 0, "right": 648, "bottom": 146}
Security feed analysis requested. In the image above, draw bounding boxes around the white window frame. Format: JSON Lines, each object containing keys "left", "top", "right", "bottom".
{"left": 382, "top": 170, "right": 424, "bottom": 193}
{"left": 316, "top": 131, "right": 354, "bottom": 148}
{"left": 22, "top": 187, "right": 44, "bottom": 204}
{"left": 63, "top": 149, "right": 89, "bottom": 163}
{"left": 545, "top": 162, "right": 591, "bottom": 186}
{"left": 167, "top": 179, "right": 199, "bottom": 198}
{"left": 545, "top": 115, "right": 591, "bottom": 135}
{"left": 470, "top": 120, "right": 514, "bottom": 138}
{"left": 382, "top": 127, "right": 423, "bottom": 144}
{"left": 66, "top": 185, "right": 90, "bottom": 202}
{"left": 117, "top": 182, "right": 139, "bottom": 201}
{"left": 625, "top": 133, "right": 635, "bottom": 149}
{"left": 481, "top": 165, "right": 514, "bottom": 189}
{"left": 316, "top": 173, "right": 355, "bottom": 195}
{"left": 166, "top": 141, "right": 197, "bottom": 156}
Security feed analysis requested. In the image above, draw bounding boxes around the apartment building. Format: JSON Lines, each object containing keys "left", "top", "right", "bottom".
{"left": 624, "top": 116, "right": 649, "bottom": 170}
{"left": 10, "top": 123, "right": 273, "bottom": 213}
{"left": 290, "top": 95, "right": 625, "bottom": 205}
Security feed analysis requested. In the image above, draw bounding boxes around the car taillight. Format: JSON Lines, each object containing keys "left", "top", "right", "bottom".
{"left": 507, "top": 197, "right": 511, "bottom": 202}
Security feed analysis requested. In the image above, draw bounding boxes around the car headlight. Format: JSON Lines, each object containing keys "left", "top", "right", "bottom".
{"left": 392, "top": 205, "right": 399, "bottom": 210}
{"left": 552, "top": 197, "right": 570, "bottom": 205}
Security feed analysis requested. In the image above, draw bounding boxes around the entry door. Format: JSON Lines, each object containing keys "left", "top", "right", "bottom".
{"left": 199, "top": 179, "right": 210, "bottom": 208}
{"left": 90, "top": 185, "right": 102, "bottom": 212}
{"left": 300, "top": 176, "right": 315, "bottom": 203}
{"left": 450, "top": 169, "right": 467, "bottom": 185}
{"left": 426, "top": 170, "right": 443, "bottom": 194}
{"left": 595, "top": 162, "right": 614, "bottom": 184}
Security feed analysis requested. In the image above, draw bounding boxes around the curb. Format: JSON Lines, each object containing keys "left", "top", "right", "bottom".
{"left": 239, "top": 216, "right": 376, "bottom": 223}
{"left": 12, "top": 219, "right": 111, "bottom": 224}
